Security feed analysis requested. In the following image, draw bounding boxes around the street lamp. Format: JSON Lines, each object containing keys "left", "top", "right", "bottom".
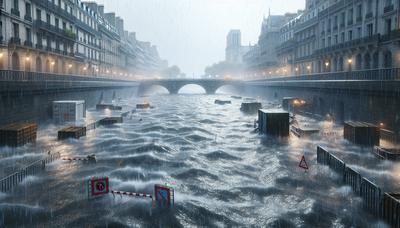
{"left": 347, "top": 58, "right": 353, "bottom": 71}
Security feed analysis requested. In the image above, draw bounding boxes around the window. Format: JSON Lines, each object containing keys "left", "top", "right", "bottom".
{"left": 13, "top": 0, "right": 18, "bottom": 9}
{"left": 55, "top": 18, "right": 59, "bottom": 28}
{"left": 36, "top": 9, "right": 41, "bottom": 20}
{"left": 348, "top": 30, "right": 353, "bottom": 41}
{"left": 26, "top": 28, "right": 31, "bottom": 42}
{"left": 357, "top": 5, "right": 362, "bottom": 19}
{"left": 386, "top": 19, "right": 392, "bottom": 34}
{"left": 46, "top": 14, "right": 50, "bottom": 24}
{"left": 13, "top": 23, "right": 19, "bottom": 38}
{"left": 63, "top": 22, "right": 66, "bottom": 30}
{"left": 367, "top": 0, "right": 373, "bottom": 13}
{"left": 367, "top": 23, "right": 373, "bottom": 36}
{"left": 357, "top": 27, "right": 362, "bottom": 38}
{"left": 341, "top": 32, "right": 345, "bottom": 42}
{"left": 37, "top": 32, "right": 42, "bottom": 45}
{"left": 25, "top": 3, "right": 31, "bottom": 17}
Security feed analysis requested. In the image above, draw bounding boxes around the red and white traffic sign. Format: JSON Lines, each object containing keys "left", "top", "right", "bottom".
{"left": 91, "top": 177, "right": 109, "bottom": 196}
{"left": 298, "top": 155, "right": 309, "bottom": 170}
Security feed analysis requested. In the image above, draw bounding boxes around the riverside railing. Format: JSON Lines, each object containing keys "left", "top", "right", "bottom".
{"left": 249, "top": 68, "right": 400, "bottom": 82}
{"left": 317, "top": 146, "right": 400, "bottom": 227}
{"left": 0, "top": 70, "right": 136, "bottom": 82}
{"left": 0, "top": 152, "right": 61, "bottom": 193}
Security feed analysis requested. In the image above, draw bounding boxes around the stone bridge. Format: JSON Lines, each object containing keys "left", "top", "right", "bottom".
{"left": 138, "top": 78, "right": 242, "bottom": 94}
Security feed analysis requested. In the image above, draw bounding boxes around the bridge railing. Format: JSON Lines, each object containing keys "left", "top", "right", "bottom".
{"left": 248, "top": 68, "right": 400, "bottom": 82}
{"left": 0, "top": 70, "right": 136, "bottom": 82}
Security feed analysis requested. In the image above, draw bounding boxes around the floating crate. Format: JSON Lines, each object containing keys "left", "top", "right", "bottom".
{"left": 96, "top": 104, "right": 122, "bottom": 110}
{"left": 53, "top": 100, "right": 85, "bottom": 123}
{"left": 258, "top": 110, "right": 289, "bottom": 136}
{"left": 291, "top": 126, "right": 320, "bottom": 137}
{"left": 240, "top": 102, "right": 262, "bottom": 113}
{"left": 344, "top": 121, "right": 380, "bottom": 146}
{"left": 230, "top": 96, "right": 242, "bottom": 99}
{"left": 282, "top": 97, "right": 298, "bottom": 110}
{"left": 374, "top": 146, "right": 400, "bottom": 160}
{"left": 58, "top": 126, "right": 86, "bottom": 140}
{"left": 0, "top": 123, "right": 37, "bottom": 147}
{"left": 136, "top": 103, "right": 150, "bottom": 109}
{"left": 214, "top": 100, "right": 231, "bottom": 105}
{"left": 98, "top": 117, "right": 123, "bottom": 126}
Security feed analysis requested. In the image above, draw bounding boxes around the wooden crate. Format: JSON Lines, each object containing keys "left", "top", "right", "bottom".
{"left": 214, "top": 100, "right": 231, "bottom": 105}
{"left": 58, "top": 126, "right": 86, "bottom": 140}
{"left": 344, "top": 121, "right": 380, "bottom": 146}
{"left": 96, "top": 104, "right": 122, "bottom": 110}
{"left": 98, "top": 117, "right": 123, "bottom": 126}
{"left": 136, "top": 103, "right": 150, "bottom": 109}
{"left": 291, "top": 126, "right": 319, "bottom": 137}
{"left": 258, "top": 110, "right": 289, "bottom": 136}
{"left": 0, "top": 123, "right": 37, "bottom": 147}
{"left": 240, "top": 102, "right": 262, "bottom": 113}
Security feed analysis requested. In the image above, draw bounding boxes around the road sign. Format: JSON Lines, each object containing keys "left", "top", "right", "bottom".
{"left": 298, "top": 155, "right": 309, "bottom": 170}
{"left": 154, "top": 184, "right": 174, "bottom": 208}
{"left": 91, "top": 177, "right": 109, "bottom": 196}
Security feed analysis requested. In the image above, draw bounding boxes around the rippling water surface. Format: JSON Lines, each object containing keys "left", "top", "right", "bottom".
{"left": 0, "top": 93, "right": 392, "bottom": 227}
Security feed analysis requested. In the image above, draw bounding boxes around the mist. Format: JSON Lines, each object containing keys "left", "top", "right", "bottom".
{"left": 95, "top": 0, "right": 305, "bottom": 76}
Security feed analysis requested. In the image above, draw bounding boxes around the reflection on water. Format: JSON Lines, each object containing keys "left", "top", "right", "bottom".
{"left": 0, "top": 94, "right": 392, "bottom": 227}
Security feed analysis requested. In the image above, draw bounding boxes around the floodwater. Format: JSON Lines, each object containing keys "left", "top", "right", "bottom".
{"left": 0, "top": 91, "right": 394, "bottom": 227}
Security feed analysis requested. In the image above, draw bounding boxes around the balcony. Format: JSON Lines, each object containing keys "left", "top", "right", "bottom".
{"left": 23, "top": 40, "right": 33, "bottom": 47}
{"left": 347, "top": 20, "right": 353, "bottom": 26}
{"left": 24, "top": 15, "right": 32, "bottom": 22}
{"left": 33, "top": 20, "right": 76, "bottom": 41}
{"left": 9, "top": 37, "right": 21, "bottom": 45}
{"left": 36, "top": 43, "right": 43, "bottom": 49}
{"left": 314, "top": 34, "right": 380, "bottom": 55}
{"left": 384, "top": 4, "right": 394, "bottom": 14}
{"left": 11, "top": 8, "right": 20, "bottom": 17}
{"left": 365, "top": 12, "right": 373, "bottom": 19}
{"left": 30, "top": 0, "right": 73, "bottom": 22}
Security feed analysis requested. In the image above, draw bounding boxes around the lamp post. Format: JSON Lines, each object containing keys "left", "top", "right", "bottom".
{"left": 347, "top": 58, "right": 353, "bottom": 72}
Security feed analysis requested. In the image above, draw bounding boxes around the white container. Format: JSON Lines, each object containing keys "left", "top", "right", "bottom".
{"left": 53, "top": 100, "right": 86, "bottom": 123}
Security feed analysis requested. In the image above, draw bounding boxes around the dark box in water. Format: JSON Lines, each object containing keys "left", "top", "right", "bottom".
{"left": 215, "top": 100, "right": 231, "bottom": 105}
{"left": 374, "top": 146, "right": 400, "bottom": 160}
{"left": 344, "top": 121, "right": 380, "bottom": 146}
{"left": 258, "top": 110, "right": 289, "bottom": 136}
{"left": 291, "top": 126, "right": 319, "bottom": 137}
{"left": 98, "top": 117, "right": 123, "bottom": 126}
{"left": 0, "top": 123, "right": 37, "bottom": 147}
{"left": 282, "top": 97, "right": 298, "bottom": 110}
{"left": 231, "top": 96, "right": 242, "bottom": 99}
{"left": 58, "top": 126, "right": 86, "bottom": 140}
{"left": 136, "top": 103, "right": 150, "bottom": 109}
{"left": 96, "top": 104, "right": 122, "bottom": 110}
{"left": 240, "top": 102, "right": 262, "bottom": 113}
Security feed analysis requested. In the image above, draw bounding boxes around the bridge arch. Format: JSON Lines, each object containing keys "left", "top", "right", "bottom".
{"left": 177, "top": 84, "right": 206, "bottom": 94}
{"left": 139, "top": 84, "right": 171, "bottom": 95}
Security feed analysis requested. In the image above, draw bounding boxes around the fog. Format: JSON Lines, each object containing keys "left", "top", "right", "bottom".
{"left": 95, "top": 0, "right": 305, "bottom": 76}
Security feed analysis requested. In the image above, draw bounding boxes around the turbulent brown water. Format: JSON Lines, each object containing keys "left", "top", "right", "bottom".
{"left": 0, "top": 93, "right": 394, "bottom": 227}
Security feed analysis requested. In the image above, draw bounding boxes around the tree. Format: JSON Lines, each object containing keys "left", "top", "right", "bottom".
{"left": 161, "top": 65, "right": 181, "bottom": 78}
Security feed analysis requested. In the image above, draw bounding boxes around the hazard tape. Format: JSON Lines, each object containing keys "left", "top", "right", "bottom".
{"left": 111, "top": 190, "right": 153, "bottom": 199}
{"left": 63, "top": 158, "right": 89, "bottom": 161}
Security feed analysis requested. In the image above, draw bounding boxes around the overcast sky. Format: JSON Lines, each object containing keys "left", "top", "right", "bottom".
{"left": 96, "top": 0, "right": 305, "bottom": 76}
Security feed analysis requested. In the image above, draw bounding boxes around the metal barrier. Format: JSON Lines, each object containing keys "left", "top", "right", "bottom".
{"left": 0, "top": 152, "right": 61, "bottom": 192}
{"left": 344, "top": 167, "right": 362, "bottom": 194}
{"left": 383, "top": 193, "right": 400, "bottom": 228}
{"left": 316, "top": 145, "right": 400, "bottom": 226}
{"left": 360, "top": 177, "right": 382, "bottom": 217}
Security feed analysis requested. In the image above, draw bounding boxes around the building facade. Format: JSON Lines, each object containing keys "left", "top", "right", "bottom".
{"left": 246, "top": 0, "right": 400, "bottom": 78}
{"left": 0, "top": 0, "right": 166, "bottom": 79}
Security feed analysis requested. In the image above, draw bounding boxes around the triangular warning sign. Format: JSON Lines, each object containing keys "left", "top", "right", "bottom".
{"left": 298, "top": 155, "right": 308, "bottom": 170}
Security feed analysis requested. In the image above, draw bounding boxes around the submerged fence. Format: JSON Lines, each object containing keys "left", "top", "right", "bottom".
{"left": 0, "top": 152, "right": 61, "bottom": 192}
{"left": 317, "top": 146, "right": 400, "bottom": 227}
